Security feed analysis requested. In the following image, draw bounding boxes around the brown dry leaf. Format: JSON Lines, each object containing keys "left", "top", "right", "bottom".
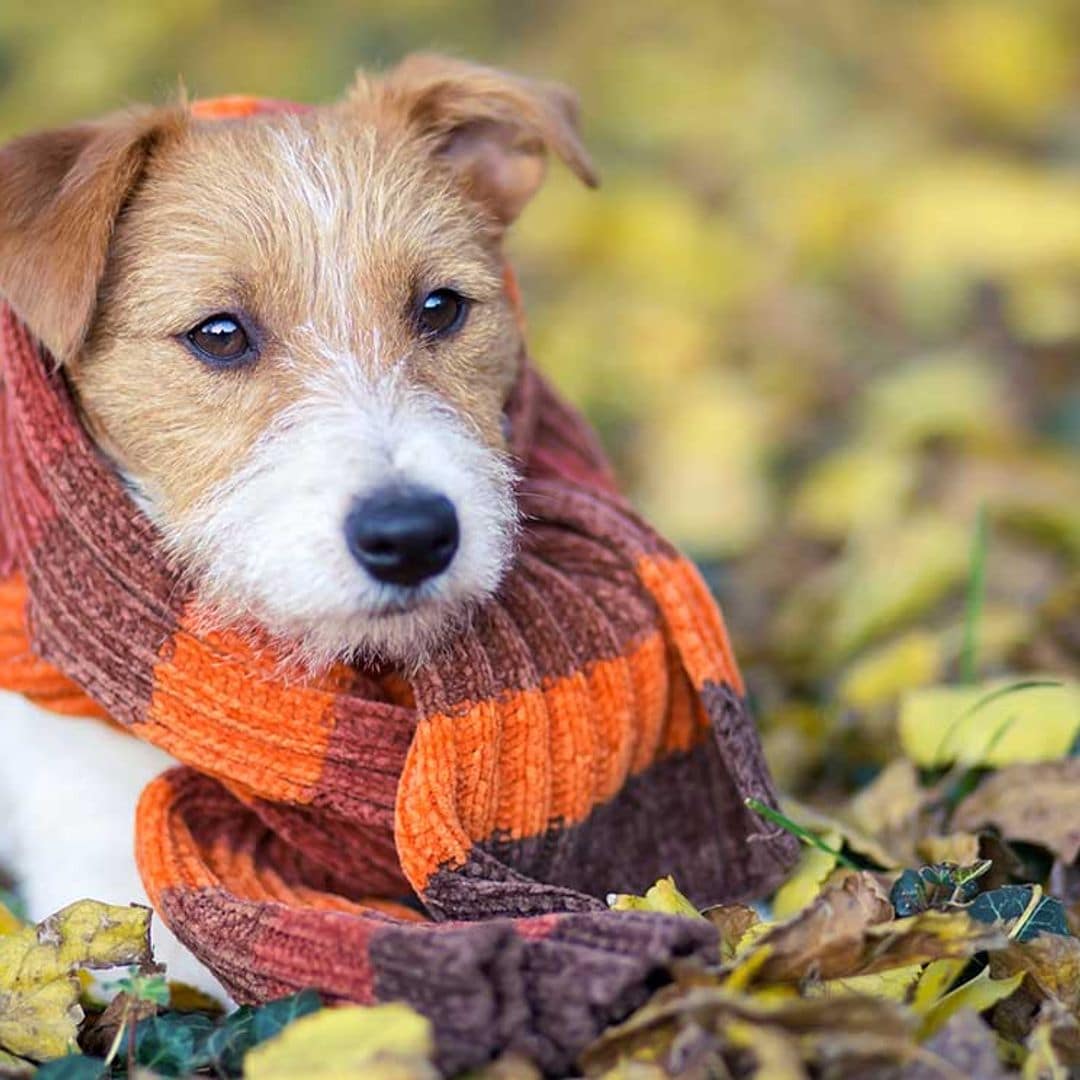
{"left": 703, "top": 904, "right": 761, "bottom": 962}
{"left": 989, "top": 933, "right": 1080, "bottom": 1014}
{"left": 848, "top": 759, "right": 927, "bottom": 866}
{"left": 581, "top": 984, "right": 915, "bottom": 1078}
{"left": 917, "top": 833, "right": 983, "bottom": 867}
{"left": 79, "top": 990, "right": 159, "bottom": 1059}
{"left": 1023, "top": 1003, "right": 1080, "bottom": 1077}
{"left": 783, "top": 797, "right": 903, "bottom": 869}
{"left": 953, "top": 760, "right": 1080, "bottom": 864}
{"left": 734, "top": 871, "right": 1004, "bottom": 990}
{"left": 729, "top": 872, "right": 893, "bottom": 985}
{"left": 858, "top": 911, "right": 1006, "bottom": 977}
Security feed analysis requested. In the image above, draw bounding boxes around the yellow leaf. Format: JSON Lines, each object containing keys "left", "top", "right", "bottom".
{"left": 839, "top": 632, "right": 943, "bottom": 712}
{"left": 0, "top": 900, "right": 151, "bottom": 1062}
{"left": 772, "top": 831, "right": 840, "bottom": 919}
{"left": 912, "top": 958, "right": 968, "bottom": 1015}
{"left": 0, "top": 902, "right": 23, "bottom": 937}
{"left": 608, "top": 876, "right": 703, "bottom": 919}
{"left": 919, "top": 969, "right": 1025, "bottom": 1039}
{"left": 858, "top": 352, "right": 1010, "bottom": 448}
{"left": 899, "top": 679, "right": 1079, "bottom": 768}
{"left": 815, "top": 965, "right": 923, "bottom": 1001}
{"left": 725, "top": 1019, "right": 807, "bottom": 1079}
{"left": 243, "top": 1003, "right": 436, "bottom": 1080}
{"left": 923, "top": 3, "right": 1074, "bottom": 132}
{"left": 828, "top": 515, "right": 970, "bottom": 661}
{"left": 792, "top": 447, "right": 916, "bottom": 541}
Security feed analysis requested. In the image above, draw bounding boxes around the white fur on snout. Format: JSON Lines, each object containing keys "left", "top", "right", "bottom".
{"left": 165, "top": 361, "right": 518, "bottom": 670}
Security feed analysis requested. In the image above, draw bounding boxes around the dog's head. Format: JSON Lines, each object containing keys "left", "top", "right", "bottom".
{"left": 0, "top": 56, "right": 596, "bottom": 668}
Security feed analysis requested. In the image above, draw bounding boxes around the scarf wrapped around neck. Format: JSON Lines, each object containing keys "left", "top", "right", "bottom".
{"left": 0, "top": 96, "right": 796, "bottom": 1076}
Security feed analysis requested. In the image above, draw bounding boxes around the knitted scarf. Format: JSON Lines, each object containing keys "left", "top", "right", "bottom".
{"left": 0, "top": 97, "right": 796, "bottom": 1076}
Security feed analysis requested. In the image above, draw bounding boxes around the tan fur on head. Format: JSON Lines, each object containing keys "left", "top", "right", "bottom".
{"left": 0, "top": 55, "right": 596, "bottom": 665}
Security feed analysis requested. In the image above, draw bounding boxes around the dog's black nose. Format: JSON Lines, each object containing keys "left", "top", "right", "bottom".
{"left": 345, "top": 487, "right": 459, "bottom": 586}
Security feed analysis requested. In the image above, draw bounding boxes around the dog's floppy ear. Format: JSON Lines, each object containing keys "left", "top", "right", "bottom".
{"left": 376, "top": 53, "right": 598, "bottom": 226}
{"left": 0, "top": 106, "right": 184, "bottom": 362}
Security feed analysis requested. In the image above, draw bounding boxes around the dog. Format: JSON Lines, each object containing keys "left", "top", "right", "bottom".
{"left": 0, "top": 54, "right": 596, "bottom": 997}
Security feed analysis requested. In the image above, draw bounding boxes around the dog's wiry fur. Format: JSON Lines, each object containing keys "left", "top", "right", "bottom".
{"left": 0, "top": 55, "right": 595, "bottom": 993}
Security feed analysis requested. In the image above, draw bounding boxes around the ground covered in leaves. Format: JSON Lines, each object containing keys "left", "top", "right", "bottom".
{"left": 1, "top": 1, "right": 1078, "bottom": 1077}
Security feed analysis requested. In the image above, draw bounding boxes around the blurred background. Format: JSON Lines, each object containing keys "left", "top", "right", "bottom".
{"left": 1, "top": 0, "right": 1076, "bottom": 796}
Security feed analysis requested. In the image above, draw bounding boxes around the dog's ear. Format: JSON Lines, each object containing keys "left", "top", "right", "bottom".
{"left": 375, "top": 53, "right": 598, "bottom": 227}
{"left": 0, "top": 106, "right": 184, "bottom": 362}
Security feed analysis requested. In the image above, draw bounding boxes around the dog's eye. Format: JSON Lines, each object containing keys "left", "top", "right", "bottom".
{"left": 417, "top": 289, "right": 469, "bottom": 339}
{"left": 184, "top": 315, "right": 253, "bottom": 366}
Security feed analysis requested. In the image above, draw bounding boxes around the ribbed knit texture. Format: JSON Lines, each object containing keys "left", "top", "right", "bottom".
{"left": 0, "top": 95, "right": 796, "bottom": 1075}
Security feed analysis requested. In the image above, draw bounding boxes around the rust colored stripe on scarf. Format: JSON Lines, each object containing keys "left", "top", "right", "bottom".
{"left": 0, "top": 96, "right": 796, "bottom": 1075}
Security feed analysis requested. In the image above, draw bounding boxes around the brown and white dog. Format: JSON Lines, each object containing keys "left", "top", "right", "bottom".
{"left": 0, "top": 55, "right": 595, "bottom": 995}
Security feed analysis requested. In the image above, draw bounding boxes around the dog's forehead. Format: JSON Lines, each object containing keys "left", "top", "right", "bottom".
{"left": 113, "top": 110, "right": 496, "bottom": 314}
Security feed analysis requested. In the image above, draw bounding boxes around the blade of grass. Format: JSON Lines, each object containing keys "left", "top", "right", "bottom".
{"left": 959, "top": 504, "right": 988, "bottom": 685}
{"left": 744, "top": 797, "right": 858, "bottom": 869}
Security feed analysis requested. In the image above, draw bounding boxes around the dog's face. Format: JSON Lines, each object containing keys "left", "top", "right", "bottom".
{"left": 0, "top": 56, "right": 595, "bottom": 667}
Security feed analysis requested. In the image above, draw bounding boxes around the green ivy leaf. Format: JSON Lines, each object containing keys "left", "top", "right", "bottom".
{"left": 33, "top": 1056, "right": 107, "bottom": 1079}
{"left": 250, "top": 989, "right": 322, "bottom": 1045}
{"left": 204, "top": 1004, "right": 258, "bottom": 1075}
{"left": 890, "top": 861, "right": 992, "bottom": 916}
{"left": 133, "top": 1012, "right": 215, "bottom": 1076}
{"left": 967, "top": 885, "right": 1070, "bottom": 942}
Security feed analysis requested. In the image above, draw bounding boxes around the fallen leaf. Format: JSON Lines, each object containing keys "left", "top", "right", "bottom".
{"left": 248, "top": 990, "right": 322, "bottom": 1045}
{"left": 848, "top": 759, "right": 927, "bottom": 866}
{"left": 920, "top": 969, "right": 1026, "bottom": 1039}
{"left": 581, "top": 984, "right": 915, "bottom": 1078}
{"left": 1023, "top": 1004, "right": 1080, "bottom": 1077}
{"left": 728, "top": 872, "right": 892, "bottom": 985}
{"left": 772, "top": 830, "right": 842, "bottom": 918}
{"left": 967, "top": 885, "right": 1070, "bottom": 942}
{"left": 899, "top": 679, "right": 1078, "bottom": 768}
{"left": 815, "top": 964, "right": 922, "bottom": 1002}
{"left": 916, "top": 834, "right": 983, "bottom": 867}
{"left": 133, "top": 1012, "right": 215, "bottom": 1077}
{"left": 781, "top": 797, "right": 902, "bottom": 869}
{"left": 703, "top": 904, "right": 761, "bottom": 962}
{"left": 243, "top": 1002, "right": 437, "bottom": 1080}
{"left": 953, "top": 760, "right": 1080, "bottom": 864}
{"left": 79, "top": 990, "right": 158, "bottom": 1059}
{"left": 0, "top": 901, "right": 151, "bottom": 1062}
{"left": 890, "top": 861, "right": 992, "bottom": 916}
{"left": 30, "top": 1056, "right": 104, "bottom": 1079}
{"left": 792, "top": 447, "right": 917, "bottom": 542}
{"left": 989, "top": 933, "right": 1080, "bottom": 1013}
{"left": 608, "top": 876, "right": 703, "bottom": 919}
{"left": 838, "top": 631, "right": 943, "bottom": 712}
{"left": 724, "top": 1018, "right": 806, "bottom": 1078}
